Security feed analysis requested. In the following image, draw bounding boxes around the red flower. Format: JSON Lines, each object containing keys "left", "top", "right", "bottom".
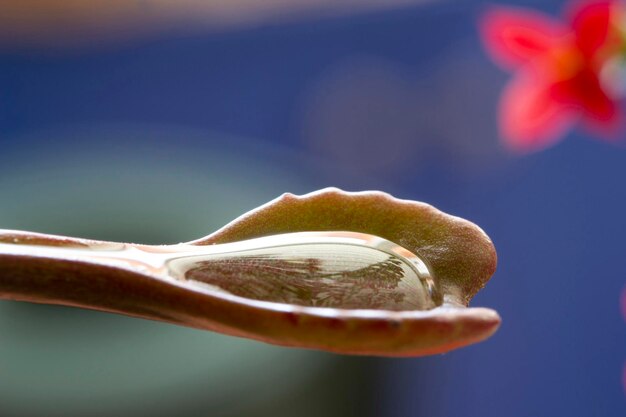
{"left": 480, "top": 1, "right": 625, "bottom": 152}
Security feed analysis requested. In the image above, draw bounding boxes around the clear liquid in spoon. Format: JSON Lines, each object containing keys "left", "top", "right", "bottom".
{"left": 166, "top": 232, "right": 441, "bottom": 311}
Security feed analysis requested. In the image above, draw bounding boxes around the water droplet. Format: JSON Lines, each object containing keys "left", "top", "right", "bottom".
{"left": 167, "top": 232, "right": 441, "bottom": 311}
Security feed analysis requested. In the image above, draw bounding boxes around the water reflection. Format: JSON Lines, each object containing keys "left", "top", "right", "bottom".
{"left": 184, "top": 243, "right": 437, "bottom": 310}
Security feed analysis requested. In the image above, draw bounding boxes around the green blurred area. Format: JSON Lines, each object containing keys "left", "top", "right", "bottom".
{"left": 0, "top": 125, "right": 377, "bottom": 417}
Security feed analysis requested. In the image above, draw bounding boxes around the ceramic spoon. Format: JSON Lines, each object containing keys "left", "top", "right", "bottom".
{"left": 0, "top": 188, "right": 499, "bottom": 356}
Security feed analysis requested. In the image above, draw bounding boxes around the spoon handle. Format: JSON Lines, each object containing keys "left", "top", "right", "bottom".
{"left": 0, "top": 229, "right": 119, "bottom": 249}
{"left": 0, "top": 229, "right": 177, "bottom": 323}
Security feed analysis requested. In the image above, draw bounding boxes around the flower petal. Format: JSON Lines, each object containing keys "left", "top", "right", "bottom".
{"left": 499, "top": 71, "right": 578, "bottom": 152}
{"left": 480, "top": 6, "right": 568, "bottom": 69}
{"left": 595, "top": 109, "right": 626, "bottom": 140}
{"left": 555, "top": 66, "right": 622, "bottom": 136}
{"left": 567, "top": 1, "right": 614, "bottom": 57}
{"left": 581, "top": 82, "right": 620, "bottom": 127}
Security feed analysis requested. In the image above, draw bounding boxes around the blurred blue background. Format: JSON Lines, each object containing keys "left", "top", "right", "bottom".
{"left": 0, "top": 1, "right": 624, "bottom": 416}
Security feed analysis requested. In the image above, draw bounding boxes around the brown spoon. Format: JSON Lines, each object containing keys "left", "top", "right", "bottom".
{"left": 0, "top": 188, "right": 499, "bottom": 356}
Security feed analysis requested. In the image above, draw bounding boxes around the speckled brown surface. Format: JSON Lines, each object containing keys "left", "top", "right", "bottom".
{"left": 193, "top": 188, "right": 497, "bottom": 306}
{"left": 0, "top": 188, "right": 499, "bottom": 356}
